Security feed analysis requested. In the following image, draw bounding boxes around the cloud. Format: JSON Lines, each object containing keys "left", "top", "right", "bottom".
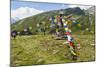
{"left": 11, "top": 7, "right": 44, "bottom": 19}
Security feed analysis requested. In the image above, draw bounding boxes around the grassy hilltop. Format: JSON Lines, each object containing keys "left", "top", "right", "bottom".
{"left": 11, "top": 6, "right": 95, "bottom": 66}
{"left": 11, "top": 34, "right": 95, "bottom": 66}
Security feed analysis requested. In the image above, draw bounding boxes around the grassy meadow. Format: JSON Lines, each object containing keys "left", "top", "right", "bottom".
{"left": 11, "top": 34, "right": 95, "bottom": 66}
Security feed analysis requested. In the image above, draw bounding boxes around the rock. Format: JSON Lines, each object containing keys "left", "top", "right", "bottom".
{"left": 92, "top": 40, "right": 95, "bottom": 42}
{"left": 91, "top": 31, "right": 94, "bottom": 34}
{"left": 55, "top": 37, "right": 62, "bottom": 40}
{"left": 90, "top": 44, "right": 95, "bottom": 46}
{"left": 14, "top": 60, "right": 22, "bottom": 64}
{"left": 81, "top": 31, "right": 84, "bottom": 34}
{"left": 63, "top": 54, "right": 71, "bottom": 58}
{"left": 52, "top": 50, "right": 59, "bottom": 54}
{"left": 12, "top": 45, "right": 18, "bottom": 48}
{"left": 86, "top": 28, "right": 89, "bottom": 31}
{"left": 41, "top": 48, "right": 47, "bottom": 51}
{"left": 76, "top": 44, "right": 81, "bottom": 50}
{"left": 86, "top": 40, "right": 88, "bottom": 42}
{"left": 63, "top": 41, "right": 69, "bottom": 45}
{"left": 37, "top": 58, "right": 45, "bottom": 63}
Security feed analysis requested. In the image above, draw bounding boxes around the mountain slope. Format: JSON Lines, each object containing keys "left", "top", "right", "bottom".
{"left": 11, "top": 7, "right": 95, "bottom": 34}
{"left": 84, "top": 6, "right": 95, "bottom": 15}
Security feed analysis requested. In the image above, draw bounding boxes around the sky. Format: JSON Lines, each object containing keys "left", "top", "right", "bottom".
{"left": 11, "top": 1, "right": 93, "bottom": 20}
{"left": 11, "top": 0, "right": 95, "bottom": 5}
{"left": 11, "top": 1, "right": 71, "bottom": 20}
{"left": 11, "top": 1, "right": 70, "bottom": 11}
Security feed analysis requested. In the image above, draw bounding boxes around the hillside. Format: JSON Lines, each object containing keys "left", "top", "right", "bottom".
{"left": 11, "top": 10, "right": 57, "bottom": 31}
{"left": 11, "top": 7, "right": 95, "bottom": 34}
{"left": 11, "top": 34, "right": 95, "bottom": 66}
{"left": 84, "top": 6, "right": 95, "bottom": 15}
{"left": 11, "top": 6, "right": 95, "bottom": 67}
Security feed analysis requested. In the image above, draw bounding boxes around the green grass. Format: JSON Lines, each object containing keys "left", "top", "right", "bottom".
{"left": 11, "top": 34, "right": 95, "bottom": 67}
